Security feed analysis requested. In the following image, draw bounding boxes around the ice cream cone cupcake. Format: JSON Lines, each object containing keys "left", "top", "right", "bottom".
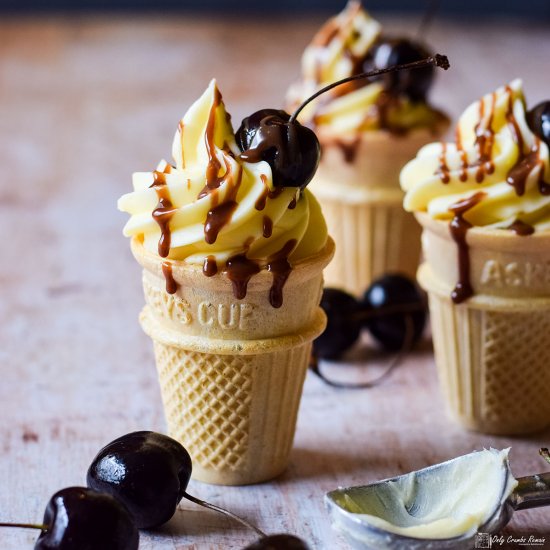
{"left": 402, "top": 79, "right": 550, "bottom": 435}
{"left": 119, "top": 81, "right": 333, "bottom": 484}
{"left": 287, "top": 1, "right": 449, "bottom": 295}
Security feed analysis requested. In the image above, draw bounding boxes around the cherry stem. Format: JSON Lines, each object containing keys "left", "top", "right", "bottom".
{"left": 289, "top": 54, "right": 450, "bottom": 123}
{"left": 182, "top": 492, "right": 266, "bottom": 538}
{"left": 540, "top": 448, "right": 550, "bottom": 465}
{"left": 310, "top": 314, "right": 415, "bottom": 389}
{"left": 0, "top": 522, "right": 48, "bottom": 531}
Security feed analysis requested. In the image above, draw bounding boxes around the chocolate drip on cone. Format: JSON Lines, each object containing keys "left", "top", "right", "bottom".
{"left": 161, "top": 262, "right": 178, "bottom": 294}
{"left": 507, "top": 219, "right": 535, "bottom": 236}
{"left": 448, "top": 192, "right": 486, "bottom": 304}
{"left": 224, "top": 255, "right": 261, "bottom": 300}
{"left": 203, "top": 255, "right": 218, "bottom": 277}
{"left": 266, "top": 239, "right": 297, "bottom": 308}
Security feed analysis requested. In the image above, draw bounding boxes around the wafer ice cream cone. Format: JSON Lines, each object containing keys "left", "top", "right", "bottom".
{"left": 402, "top": 80, "right": 550, "bottom": 435}
{"left": 118, "top": 81, "right": 332, "bottom": 483}
{"left": 287, "top": 1, "right": 449, "bottom": 295}
{"left": 132, "top": 235, "right": 332, "bottom": 484}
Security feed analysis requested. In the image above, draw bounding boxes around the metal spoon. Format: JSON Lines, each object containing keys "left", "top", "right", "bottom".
{"left": 325, "top": 450, "right": 550, "bottom": 550}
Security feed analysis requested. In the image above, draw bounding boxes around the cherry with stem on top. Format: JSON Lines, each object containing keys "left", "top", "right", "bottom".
{"left": 235, "top": 54, "right": 450, "bottom": 190}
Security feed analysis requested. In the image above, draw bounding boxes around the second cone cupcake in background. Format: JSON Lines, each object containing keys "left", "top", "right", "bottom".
{"left": 402, "top": 79, "right": 550, "bottom": 435}
{"left": 118, "top": 80, "right": 333, "bottom": 485}
{"left": 287, "top": 0, "right": 449, "bottom": 296}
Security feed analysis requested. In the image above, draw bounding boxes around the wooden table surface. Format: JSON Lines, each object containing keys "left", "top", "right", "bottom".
{"left": 1, "top": 12, "right": 550, "bottom": 550}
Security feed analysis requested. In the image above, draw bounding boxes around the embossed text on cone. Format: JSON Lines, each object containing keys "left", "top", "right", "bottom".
{"left": 416, "top": 213, "right": 550, "bottom": 435}
{"left": 132, "top": 236, "right": 334, "bottom": 485}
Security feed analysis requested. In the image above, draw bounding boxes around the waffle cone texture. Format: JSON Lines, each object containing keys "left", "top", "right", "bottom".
{"left": 416, "top": 213, "right": 550, "bottom": 435}
{"left": 132, "top": 236, "right": 334, "bottom": 485}
{"left": 311, "top": 127, "right": 447, "bottom": 295}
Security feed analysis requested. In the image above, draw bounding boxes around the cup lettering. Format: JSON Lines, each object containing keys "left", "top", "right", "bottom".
{"left": 480, "top": 260, "right": 550, "bottom": 289}
{"left": 197, "top": 301, "right": 255, "bottom": 330}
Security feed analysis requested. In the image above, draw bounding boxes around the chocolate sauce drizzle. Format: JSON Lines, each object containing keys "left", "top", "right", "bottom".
{"left": 224, "top": 255, "right": 261, "bottom": 301}
{"left": 161, "top": 261, "right": 178, "bottom": 294}
{"left": 266, "top": 239, "right": 297, "bottom": 308}
{"left": 455, "top": 126, "right": 468, "bottom": 182}
{"left": 436, "top": 142, "right": 451, "bottom": 183}
{"left": 262, "top": 216, "right": 273, "bottom": 238}
{"left": 151, "top": 168, "right": 176, "bottom": 259}
{"left": 335, "top": 135, "right": 361, "bottom": 164}
{"left": 203, "top": 255, "right": 218, "bottom": 277}
{"left": 448, "top": 192, "right": 486, "bottom": 304}
{"left": 507, "top": 219, "right": 535, "bottom": 236}
{"left": 255, "top": 174, "right": 284, "bottom": 211}
{"left": 473, "top": 92, "right": 496, "bottom": 182}
{"left": 507, "top": 145, "right": 550, "bottom": 196}
{"left": 205, "top": 200, "right": 238, "bottom": 244}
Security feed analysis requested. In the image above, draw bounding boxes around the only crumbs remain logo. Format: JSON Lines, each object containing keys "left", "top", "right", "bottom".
{"left": 476, "top": 533, "right": 547, "bottom": 548}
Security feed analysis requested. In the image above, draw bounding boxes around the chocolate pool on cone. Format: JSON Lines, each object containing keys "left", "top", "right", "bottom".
{"left": 416, "top": 213, "right": 550, "bottom": 435}
{"left": 312, "top": 127, "right": 447, "bottom": 296}
{"left": 132, "top": 236, "right": 334, "bottom": 485}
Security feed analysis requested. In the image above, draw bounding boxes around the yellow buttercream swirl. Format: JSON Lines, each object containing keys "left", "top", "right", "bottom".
{"left": 402, "top": 79, "right": 550, "bottom": 230}
{"left": 287, "top": 0, "right": 443, "bottom": 134}
{"left": 118, "top": 80, "right": 327, "bottom": 266}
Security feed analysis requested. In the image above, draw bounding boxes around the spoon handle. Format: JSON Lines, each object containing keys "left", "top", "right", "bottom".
{"left": 511, "top": 473, "right": 550, "bottom": 510}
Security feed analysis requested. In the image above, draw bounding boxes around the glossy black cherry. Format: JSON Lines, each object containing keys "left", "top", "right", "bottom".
{"left": 34, "top": 487, "right": 138, "bottom": 550}
{"left": 362, "top": 38, "right": 435, "bottom": 101}
{"left": 87, "top": 431, "right": 192, "bottom": 529}
{"left": 236, "top": 109, "right": 320, "bottom": 190}
{"left": 362, "top": 274, "right": 426, "bottom": 352}
{"left": 313, "top": 288, "right": 362, "bottom": 359}
{"left": 526, "top": 101, "right": 550, "bottom": 149}
{"left": 243, "top": 534, "right": 311, "bottom": 550}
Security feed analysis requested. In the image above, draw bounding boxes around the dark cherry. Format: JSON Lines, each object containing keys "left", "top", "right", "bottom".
{"left": 362, "top": 38, "right": 435, "bottom": 101}
{"left": 313, "top": 288, "right": 362, "bottom": 360}
{"left": 243, "top": 534, "right": 311, "bottom": 550}
{"left": 526, "top": 101, "right": 550, "bottom": 148}
{"left": 361, "top": 274, "right": 426, "bottom": 352}
{"left": 87, "top": 431, "right": 192, "bottom": 529}
{"left": 235, "top": 109, "right": 320, "bottom": 190}
{"left": 34, "top": 487, "right": 138, "bottom": 550}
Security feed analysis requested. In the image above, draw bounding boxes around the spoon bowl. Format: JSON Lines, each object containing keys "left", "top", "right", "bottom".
{"left": 325, "top": 449, "right": 550, "bottom": 550}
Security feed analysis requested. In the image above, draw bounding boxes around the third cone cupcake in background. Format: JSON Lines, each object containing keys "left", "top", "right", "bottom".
{"left": 287, "top": 0, "right": 449, "bottom": 295}
{"left": 118, "top": 80, "right": 333, "bottom": 485}
{"left": 401, "top": 79, "right": 550, "bottom": 435}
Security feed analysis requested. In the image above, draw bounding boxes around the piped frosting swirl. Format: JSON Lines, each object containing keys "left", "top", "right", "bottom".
{"left": 402, "top": 79, "right": 550, "bottom": 231}
{"left": 118, "top": 80, "right": 328, "bottom": 305}
{"left": 287, "top": 0, "right": 446, "bottom": 135}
